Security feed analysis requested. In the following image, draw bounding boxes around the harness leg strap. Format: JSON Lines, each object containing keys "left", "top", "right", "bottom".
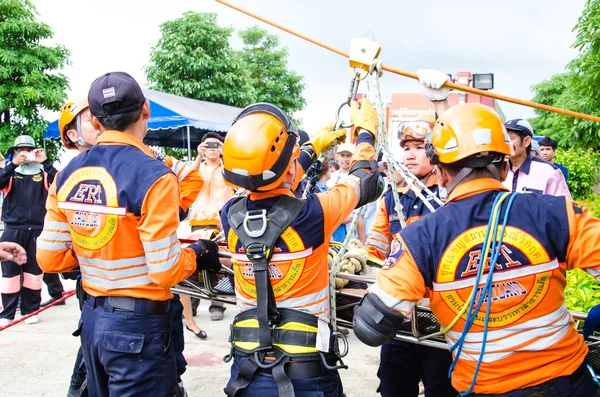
{"left": 225, "top": 358, "right": 260, "bottom": 397}
{"left": 272, "top": 356, "right": 294, "bottom": 397}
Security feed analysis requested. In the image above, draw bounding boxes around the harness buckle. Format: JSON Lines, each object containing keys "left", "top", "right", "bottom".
{"left": 245, "top": 243, "right": 268, "bottom": 261}
{"left": 243, "top": 209, "right": 267, "bottom": 238}
{"left": 253, "top": 351, "right": 286, "bottom": 369}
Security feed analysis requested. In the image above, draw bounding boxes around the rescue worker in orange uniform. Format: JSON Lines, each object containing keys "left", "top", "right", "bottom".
{"left": 366, "top": 114, "right": 455, "bottom": 397}
{"left": 58, "top": 97, "right": 100, "bottom": 397}
{"left": 37, "top": 72, "right": 219, "bottom": 397}
{"left": 353, "top": 102, "right": 600, "bottom": 396}
{"left": 220, "top": 100, "right": 383, "bottom": 397}
{"left": 57, "top": 96, "right": 203, "bottom": 397}
{"left": 366, "top": 114, "right": 440, "bottom": 261}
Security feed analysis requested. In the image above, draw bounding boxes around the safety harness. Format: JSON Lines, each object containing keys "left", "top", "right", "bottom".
{"left": 225, "top": 196, "right": 348, "bottom": 397}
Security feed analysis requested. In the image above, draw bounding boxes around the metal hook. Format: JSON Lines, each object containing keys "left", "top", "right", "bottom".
{"left": 334, "top": 70, "right": 362, "bottom": 129}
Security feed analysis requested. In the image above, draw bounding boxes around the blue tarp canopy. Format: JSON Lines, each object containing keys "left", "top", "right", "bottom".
{"left": 43, "top": 88, "right": 241, "bottom": 157}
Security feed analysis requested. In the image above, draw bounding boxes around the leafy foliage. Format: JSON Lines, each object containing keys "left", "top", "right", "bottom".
{"left": 238, "top": 26, "right": 306, "bottom": 118}
{"left": 554, "top": 148, "right": 599, "bottom": 200}
{"left": 577, "top": 194, "right": 600, "bottom": 218}
{"left": 529, "top": 73, "right": 571, "bottom": 143}
{"left": 529, "top": 0, "right": 600, "bottom": 151}
{"left": 0, "top": 0, "right": 70, "bottom": 160}
{"left": 565, "top": 268, "right": 600, "bottom": 314}
{"left": 145, "top": 15, "right": 307, "bottom": 123}
{"left": 145, "top": 12, "right": 255, "bottom": 108}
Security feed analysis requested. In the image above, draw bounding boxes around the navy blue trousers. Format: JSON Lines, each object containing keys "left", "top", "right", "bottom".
{"left": 226, "top": 356, "right": 344, "bottom": 397}
{"left": 377, "top": 340, "right": 456, "bottom": 397}
{"left": 169, "top": 294, "right": 187, "bottom": 377}
{"left": 79, "top": 301, "right": 176, "bottom": 397}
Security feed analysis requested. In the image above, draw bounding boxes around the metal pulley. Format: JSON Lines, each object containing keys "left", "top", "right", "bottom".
{"left": 335, "top": 38, "right": 383, "bottom": 129}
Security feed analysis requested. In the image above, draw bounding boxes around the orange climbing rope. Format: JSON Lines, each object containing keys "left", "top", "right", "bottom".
{"left": 215, "top": 0, "right": 600, "bottom": 123}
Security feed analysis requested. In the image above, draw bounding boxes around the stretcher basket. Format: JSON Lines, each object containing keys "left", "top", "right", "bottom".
{"left": 172, "top": 252, "right": 600, "bottom": 377}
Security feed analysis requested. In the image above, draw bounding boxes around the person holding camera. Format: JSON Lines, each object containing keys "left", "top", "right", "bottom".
{"left": 0, "top": 135, "right": 58, "bottom": 326}
{"left": 189, "top": 132, "right": 233, "bottom": 322}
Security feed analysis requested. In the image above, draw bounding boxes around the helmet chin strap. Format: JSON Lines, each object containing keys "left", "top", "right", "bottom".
{"left": 75, "top": 114, "right": 93, "bottom": 149}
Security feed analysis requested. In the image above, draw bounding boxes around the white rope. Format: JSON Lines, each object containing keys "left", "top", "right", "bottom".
{"left": 372, "top": 68, "right": 407, "bottom": 229}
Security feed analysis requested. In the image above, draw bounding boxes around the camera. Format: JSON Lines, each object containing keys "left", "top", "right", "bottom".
{"left": 25, "top": 152, "right": 36, "bottom": 162}
{"left": 206, "top": 142, "right": 219, "bottom": 149}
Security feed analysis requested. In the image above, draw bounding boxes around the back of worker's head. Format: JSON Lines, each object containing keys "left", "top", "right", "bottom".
{"left": 426, "top": 103, "right": 511, "bottom": 196}
{"left": 88, "top": 72, "right": 150, "bottom": 134}
{"left": 222, "top": 103, "right": 300, "bottom": 192}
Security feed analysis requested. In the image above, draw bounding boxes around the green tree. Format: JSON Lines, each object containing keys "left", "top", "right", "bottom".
{"left": 529, "top": 73, "right": 570, "bottom": 142}
{"left": 554, "top": 147, "right": 599, "bottom": 199}
{"left": 0, "top": 0, "right": 70, "bottom": 159}
{"left": 529, "top": 0, "right": 600, "bottom": 150}
{"left": 146, "top": 12, "right": 255, "bottom": 108}
{"left": 238, "top": 26, "right": 306, "bottom": 119}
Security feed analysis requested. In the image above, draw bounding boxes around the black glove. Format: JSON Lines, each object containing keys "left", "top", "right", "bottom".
{"left": 61, "top": 269, "right": 81, "bottom": 280}
{"left": 189, "top": 239, "right": 221, "bottom": 272}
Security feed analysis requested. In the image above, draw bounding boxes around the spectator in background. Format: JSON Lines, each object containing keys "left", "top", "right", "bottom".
{"left": 326, "top": 143, "right": 354, "bottom": 188}
{"left": 314, "top": 162, "right": 348, "bottom": 243}
{"left": 503, "top": 119, "right": 571, "bottom": 198}
{"left": 189, "top": 132, "right": 233, "bottom": 321}
{"left": 530, "top": 139, "right": 541, "bottom": 158}
{"left": 316, "top": 161, "right": 332, "bottom": 192}
{"left": 328, "top": 160, "right": 340, "bottom": 173}
{"left": 0, "top": 136, "right": 58, "bottom": 326}
{"left": 539, "top": 136, "right": 569, "bottom": 182}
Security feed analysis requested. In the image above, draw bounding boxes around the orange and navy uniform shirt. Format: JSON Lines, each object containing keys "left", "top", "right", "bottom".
{"left": 36, "top": 131, "right": 197, "bottom": 301}
{"left": 189, "top": 160, "right": 234, "bottom": 227}
{"left": 220, "top": 133, "right": 376, "bottom": 317}
{"left": 149, "top": 149, "right": 203, "bottom": 219}
{"left": 370, "top": 178, "right": 600, "bottom": 394}
{"left": 366, "top": 173, "right": 439, "bottom": 260}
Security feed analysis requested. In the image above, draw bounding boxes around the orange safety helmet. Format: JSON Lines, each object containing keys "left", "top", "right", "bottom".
{"left": 426, "top": 103, "right": 511, "bottom": 166}
{"left": 398, "top": 113, "right": 436, "bottom": 147}
{"left": 223, "top": 103, "right": 300, "bottom": 192}
{"left": 58, "top": 98, "right": 90, "bottom": 149}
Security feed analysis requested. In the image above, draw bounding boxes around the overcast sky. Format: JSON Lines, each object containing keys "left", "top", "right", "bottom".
{"left": 31, "top": 0, "right": 586, "bottom": 135}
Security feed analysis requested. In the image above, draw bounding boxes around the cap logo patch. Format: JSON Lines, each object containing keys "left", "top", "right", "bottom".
{"left": 102, "top": 87, "right": 116, "bottom": 98}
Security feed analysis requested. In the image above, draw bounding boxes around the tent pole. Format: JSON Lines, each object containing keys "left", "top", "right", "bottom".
{"left": 186, "top": 126, "right": 192, "bottom": 162}
{"left": 43, "top": 139, "right": 46, "bottom": 151}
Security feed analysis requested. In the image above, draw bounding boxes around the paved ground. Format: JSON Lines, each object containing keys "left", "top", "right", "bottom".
{"left": 0, "top": 279, "right": 384, "bottom": 397}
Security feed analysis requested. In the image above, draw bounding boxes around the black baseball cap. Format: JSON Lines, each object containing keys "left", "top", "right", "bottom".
{"left": 88, "top": 72, "right": 145, "bottom": 117}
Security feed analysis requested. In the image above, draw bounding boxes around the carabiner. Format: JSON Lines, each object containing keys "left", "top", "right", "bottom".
{"left": 335, "top": 70, "right": 362, "bottom": 129}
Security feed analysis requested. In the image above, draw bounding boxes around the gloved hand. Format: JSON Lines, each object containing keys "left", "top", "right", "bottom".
{"left": 583, "top": 304, "right": 600, "bottom": 337}
{"left": 304, "top": 122, "right": 346, "bottom": 156}
{"left": 417, "top": 69, "right": 450, "bottom": 102}
{"left": 350, "top": 99, "right": 378, "bottom": 142}
{"left": 61, "top": 269, "right": 81, "bottom": 280}
{"left": 189, "top": 239, "right": 221, "bottom": 272}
